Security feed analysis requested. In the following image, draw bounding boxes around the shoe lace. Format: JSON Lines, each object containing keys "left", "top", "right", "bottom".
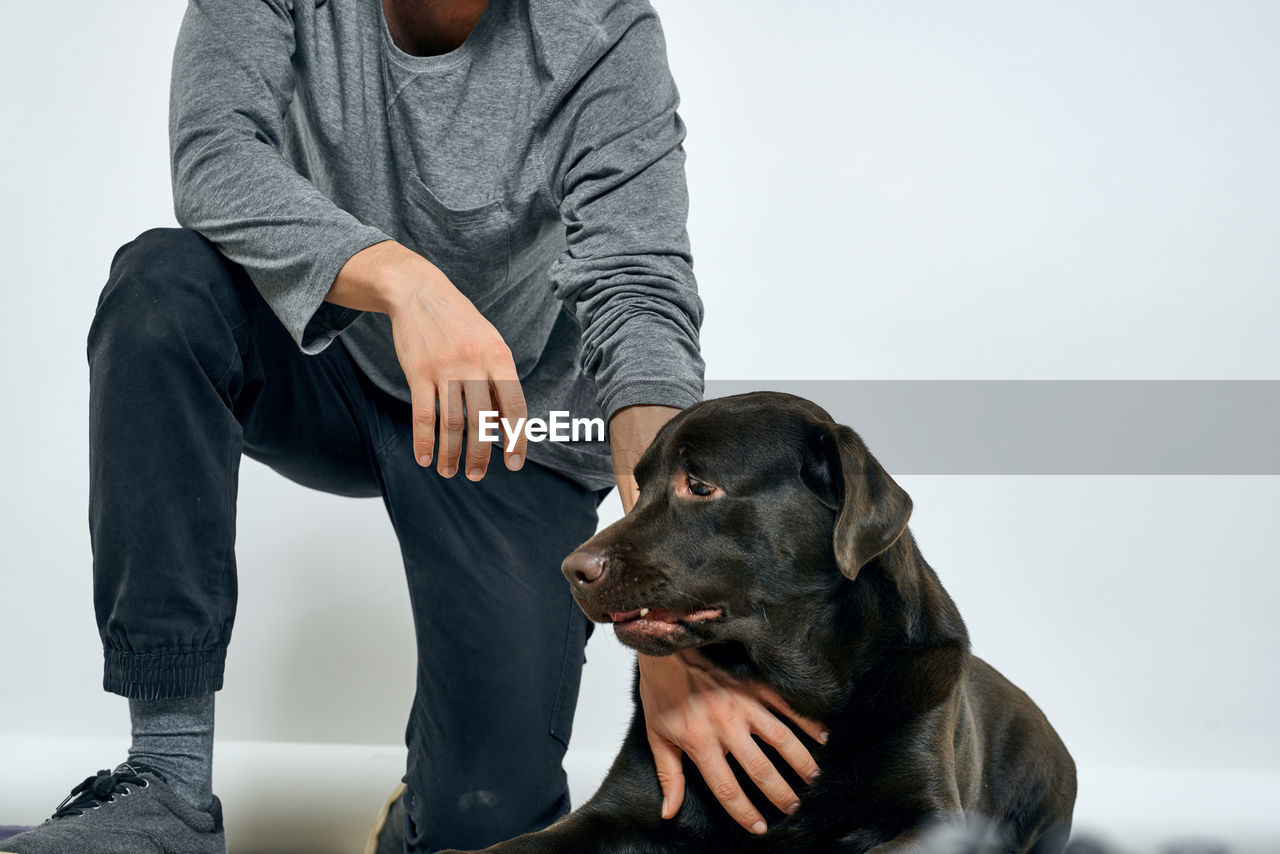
{"left": 52, "top": 768, "right": 149, "bottom": 819}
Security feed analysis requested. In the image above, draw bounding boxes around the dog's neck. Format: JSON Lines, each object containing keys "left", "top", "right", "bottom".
{"left": 698, "top": 532, "right": 971, "bottom": 726}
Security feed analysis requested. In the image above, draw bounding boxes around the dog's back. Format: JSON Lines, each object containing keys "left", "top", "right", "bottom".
{"left": 954, "top": 657, "right": 1077, "bottom": 852}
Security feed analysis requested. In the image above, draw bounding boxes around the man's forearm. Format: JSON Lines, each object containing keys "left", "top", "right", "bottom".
{"left": 171, "top": 0, "right": 390, "bottom": 354}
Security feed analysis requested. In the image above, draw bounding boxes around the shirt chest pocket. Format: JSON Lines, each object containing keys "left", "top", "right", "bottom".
{"left": 399, "top": 175, "right": 512, "bottom": 311}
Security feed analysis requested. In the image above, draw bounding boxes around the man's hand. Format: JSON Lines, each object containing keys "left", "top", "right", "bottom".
{"left": 329, "top": 240, "right": 526, "bottom": 480}
{"left": 607, "top": 404, "right": 681, "bottom": 512}
{"left": 607, "top": 404, "right": 827, "bottom": 833}
{"left": 637, "top": 650, "right": 827, "bottom": 834}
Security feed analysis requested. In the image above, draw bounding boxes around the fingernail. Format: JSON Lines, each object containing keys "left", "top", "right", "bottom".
{"left": 751, "top": 820, "right": 767, "bottom": 835}
{"left": 439, "top": 466, "right": 456, "bottom": 478}
{"left": 808, "top": 769, "right": 821, "bottom": 783}
{"left": 660, "top": 799, "right": 669, "bottom": 817}
{"left": 467, "top": 467, "right": 484, "bottom": 481}
{"left": 508, "top": 453, "right": 523, "bottom": 471}
{"left": 786, "top": 801, "right": 800, "bottom": 815}
{"left": 418, "top": 455, "right": 431, "bottom": 467}
{"left": 819, "top": 730, "right": 830, "bottom": 744}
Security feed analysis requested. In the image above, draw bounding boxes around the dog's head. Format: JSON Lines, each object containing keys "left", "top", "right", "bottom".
{"left": 562, "top": 392, "right": 913, "bottom": 656}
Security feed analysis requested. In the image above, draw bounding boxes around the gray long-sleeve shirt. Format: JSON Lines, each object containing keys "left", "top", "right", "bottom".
{"left": 169, "top": 0, "right": 704, "bottom": 489}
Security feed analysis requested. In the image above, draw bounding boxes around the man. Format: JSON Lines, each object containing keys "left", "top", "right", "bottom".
{"left": 3, "top": 1, "right": 822, "bottom": 852}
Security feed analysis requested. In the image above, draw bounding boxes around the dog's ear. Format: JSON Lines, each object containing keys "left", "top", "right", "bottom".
{"left": 802, "top": 424, "right": 913, "bottom": 580}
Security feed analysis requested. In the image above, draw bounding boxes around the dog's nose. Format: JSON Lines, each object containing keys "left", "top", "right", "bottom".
{"left": 563, "top": 550, "right": 607, "bottom": 586}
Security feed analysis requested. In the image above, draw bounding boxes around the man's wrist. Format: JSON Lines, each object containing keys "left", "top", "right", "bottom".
{"left": 639, "top": 649, "right": 706, "bottom": 674}
{"left": 636, "top": 652, "right": 674, "bottom": 688}
{"left": 609, "top": 404, "right": 681, "bottom": 512}
{"left": 329, "top": 240, "right": 438, "bottom": 315}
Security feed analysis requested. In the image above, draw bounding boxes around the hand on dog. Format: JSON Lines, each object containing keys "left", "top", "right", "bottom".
{"left": 608, "top": 404, "right": 682, "bottom": 512}
{"left": 637, "top": 649, "right": 827, "bottom": 835}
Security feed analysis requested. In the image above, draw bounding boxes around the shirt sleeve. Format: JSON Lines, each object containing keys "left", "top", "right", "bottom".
{"left": 541, "top": 5, "right": 706, "bottom": 423}
{"left": 169, "top": 0, "right": 390, "bottom": 353}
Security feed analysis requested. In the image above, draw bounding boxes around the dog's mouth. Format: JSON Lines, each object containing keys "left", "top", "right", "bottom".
{"left": 604, "top": 605, "right": 724, "bottom": 645}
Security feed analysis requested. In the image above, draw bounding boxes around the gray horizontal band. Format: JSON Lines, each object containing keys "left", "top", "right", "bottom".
{"left": 701, "top": 380, "right": 1279, "bottom": 475}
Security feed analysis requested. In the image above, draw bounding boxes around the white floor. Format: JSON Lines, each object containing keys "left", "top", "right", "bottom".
{"left": 2, "top": 736, "right": 1278, "bottom": 853}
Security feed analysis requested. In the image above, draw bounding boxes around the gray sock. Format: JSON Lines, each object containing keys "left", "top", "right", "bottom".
{"left": 127, "top": 694, "right": 216, "bottom": 812}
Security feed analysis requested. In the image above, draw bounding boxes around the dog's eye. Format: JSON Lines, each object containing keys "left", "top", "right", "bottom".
{"left": 686, "top": 476, "right": 717, "bottom": 498}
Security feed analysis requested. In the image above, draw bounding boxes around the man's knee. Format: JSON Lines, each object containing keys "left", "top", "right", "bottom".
{"left": 90, "top": 227, "right": 243, "bottom": 363}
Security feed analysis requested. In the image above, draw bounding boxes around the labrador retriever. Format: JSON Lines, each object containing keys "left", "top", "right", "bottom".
{"left": 443, "top": 391, "right": 1076, "bottom": 853}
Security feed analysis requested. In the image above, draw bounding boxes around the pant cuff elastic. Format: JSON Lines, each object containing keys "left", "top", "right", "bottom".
{"left": 103, "top": 647, "right": 226, "bottom": 699}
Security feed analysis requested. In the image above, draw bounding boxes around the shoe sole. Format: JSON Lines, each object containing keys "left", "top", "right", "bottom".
{"left": 363, "top": 782, "right": 406, "bottom": 854}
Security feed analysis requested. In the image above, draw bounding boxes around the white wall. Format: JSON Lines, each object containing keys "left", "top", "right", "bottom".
{"left": 1, "top": 2, "right": 1277, "bottom": 852}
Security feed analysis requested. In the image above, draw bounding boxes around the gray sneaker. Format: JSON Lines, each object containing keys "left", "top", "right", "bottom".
{"left": 0, "top": 763, "right": 225, "bottom": 854}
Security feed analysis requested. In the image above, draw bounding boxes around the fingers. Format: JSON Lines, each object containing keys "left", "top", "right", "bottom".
{"left": 756, "top": 687, "right": 830, "bottom": 745}
{"left": 751, "top": 710, "right": 821, "bottom": 786}
{"left": 647, "top": 730, "right": 686, "bottom": 820}
{"left": 696, "top": 749, "right": 769, "bottom": 835}
{"left": 436, "top": 379, "right": 466, "bottom": 478}
{"left": 387, "top": 271, "right": 526, "bottom": 479}
{"left": 430, "top": 333, "right": 521, "bottom": 481}
{"left": 730, "top": 734, "right": 802, "bottom": 817}
{"left": 462, "top": 379, "right": 495, "bottom": 481}
{"left": 427, "top": 374, "right": 526, "bottom": 481}
{"left": 409, "top": 379, "right": 437, "bottom": 468}
{"left": 490, "top": 374, "right": 527, "bottom": 471}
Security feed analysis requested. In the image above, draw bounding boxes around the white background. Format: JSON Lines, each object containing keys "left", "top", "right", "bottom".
{"left": 1, "top": 2, "right": 1277, "bottom": 852}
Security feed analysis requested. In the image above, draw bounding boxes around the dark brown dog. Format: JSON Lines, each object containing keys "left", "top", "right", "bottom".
{"left": 443, "top": 392, "right": 1076, "bottom": 853}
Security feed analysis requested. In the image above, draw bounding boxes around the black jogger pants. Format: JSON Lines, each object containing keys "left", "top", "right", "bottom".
{"left": 88, "top": 227, "right": 604, "bottom": 852}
